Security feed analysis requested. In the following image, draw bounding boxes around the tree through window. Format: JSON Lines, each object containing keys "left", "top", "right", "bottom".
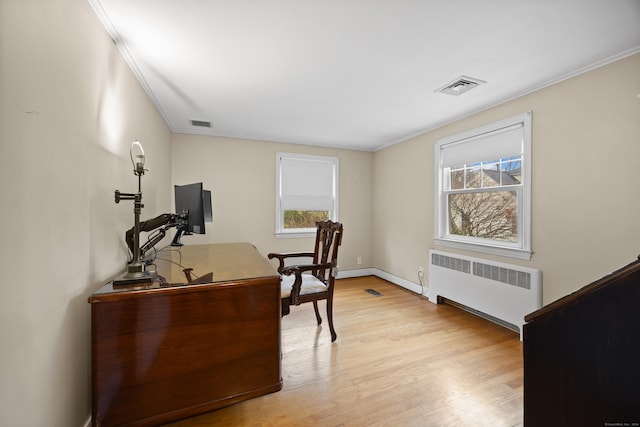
{"left": 447, "top": 157, "right": 521, "bottom": 242}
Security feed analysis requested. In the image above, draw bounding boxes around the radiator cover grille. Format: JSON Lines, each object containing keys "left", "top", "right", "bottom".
{"left": 431, "top": 253, "right": 531, "bottom": 289}
{"left": 431, "top": 252, "right": 471, "bottom": 274}
{"left": 473, "top": 261, "right": 531, "bottom": 289}
{"left": 428, "top": 250, "right": 542, "bottom": 339}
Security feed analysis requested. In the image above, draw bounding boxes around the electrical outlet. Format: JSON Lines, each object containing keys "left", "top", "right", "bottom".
{"left": 418, "top": 266, "right": 424, "bottom": 274}
{"left": 357, "top": 256, "right": 362, "bottom": 265}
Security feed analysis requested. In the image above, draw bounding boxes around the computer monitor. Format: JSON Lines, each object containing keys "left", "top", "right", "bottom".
{"left": 171, "top": 183, "right": 212, "bottom": 246}
{"left": 203, "top": 190, "right": 212, "bottom": 222}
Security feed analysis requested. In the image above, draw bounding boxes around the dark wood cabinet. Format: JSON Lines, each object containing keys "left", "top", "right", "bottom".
{"left": 523, "top": 258, "right": 640, "bottom": 426}
{"left": 89, "top": 243, "right": 282, "bottom": 427}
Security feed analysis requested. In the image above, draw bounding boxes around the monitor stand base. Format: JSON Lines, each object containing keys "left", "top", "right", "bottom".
{"left": 113, "top": 264, "right": 155, "bottom": 286}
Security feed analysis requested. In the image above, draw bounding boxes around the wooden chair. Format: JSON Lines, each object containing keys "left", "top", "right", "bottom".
{"left": 268, "top": 220, "right": 343, "bottom": 342}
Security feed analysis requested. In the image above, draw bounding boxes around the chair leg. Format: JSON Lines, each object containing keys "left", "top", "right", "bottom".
{"left": 312, "top": 301, "right": 322, "bottom": 325}
{"left": 327, "top": 295, "right": 337, "bottom": 342}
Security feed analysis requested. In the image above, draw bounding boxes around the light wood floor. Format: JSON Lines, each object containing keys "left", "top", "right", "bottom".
{"left": 165, "top": 276, "right": 523, "bottom": 427}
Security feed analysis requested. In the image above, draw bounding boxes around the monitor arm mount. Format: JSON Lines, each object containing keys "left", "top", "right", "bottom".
{"left": 124, "top": 212, "right": 187, "bottom": 262}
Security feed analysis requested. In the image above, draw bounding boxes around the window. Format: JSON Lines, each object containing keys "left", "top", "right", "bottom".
{"left": 276, "top": 152, "right": 338, "bottom": 237}
{"left": 434, "top": 112, "right": 532, "bottom": 259}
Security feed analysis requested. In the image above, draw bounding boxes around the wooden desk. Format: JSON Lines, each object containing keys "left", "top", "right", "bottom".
{"left": 89, "top": 243, "right": 282, "bottom": 427}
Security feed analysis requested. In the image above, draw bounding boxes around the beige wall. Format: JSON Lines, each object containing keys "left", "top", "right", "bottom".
{"left": 374, "top": 53, "right": 640, "bottom": 304}
{"left": 0, "top": 0, "right": 172, "bottom": 425}
{"left": 1, "top": 1, "right": 638, "bottom": 424}
{"left": 171, "top": 134, "right": 374, "bottom": 272}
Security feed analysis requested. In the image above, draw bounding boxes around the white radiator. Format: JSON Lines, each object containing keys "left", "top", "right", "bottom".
{"left": 427, "top": 249, "right": 542, "bottom": 339}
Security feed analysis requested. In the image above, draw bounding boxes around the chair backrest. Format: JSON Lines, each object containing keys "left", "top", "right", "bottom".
{"left": 312, "top": 220, "right": 343, "bottom": 281}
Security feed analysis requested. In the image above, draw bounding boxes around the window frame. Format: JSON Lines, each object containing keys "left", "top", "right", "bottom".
{"left": 434, "top": 112, "right": 532, "bottom": 260}
{"left": 275, "top": 152, "right": 339, "bottom": 238}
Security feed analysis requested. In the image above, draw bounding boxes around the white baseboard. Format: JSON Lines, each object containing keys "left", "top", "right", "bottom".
{"left": 372, "top": 269, "right": 426, "bottom": 296}
{"left": 337, "top": 268, "right": 374, "bottom": 279}
{"left": 338, "top": 268, "right": 427, "bottom": 297}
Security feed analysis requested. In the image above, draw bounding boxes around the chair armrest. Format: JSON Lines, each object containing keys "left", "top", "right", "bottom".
{"left": 267, "top": 252, "right": 315, "bottom": 273}
{"left": 281, "top": 260, "right": 336, "bottom": 277}
{"left": 281, "top": 260, "right": 337, "bottom": 305}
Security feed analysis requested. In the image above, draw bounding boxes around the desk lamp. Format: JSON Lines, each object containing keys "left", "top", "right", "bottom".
{"left": 113, "top": 140, "right": 154, "bottom": 285}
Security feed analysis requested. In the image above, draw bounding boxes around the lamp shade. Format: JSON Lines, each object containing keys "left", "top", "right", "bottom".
{"left": 130, "top": 140, "right": 145, "bottom": 175}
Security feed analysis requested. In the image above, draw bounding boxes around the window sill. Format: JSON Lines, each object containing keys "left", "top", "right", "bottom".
{"left": 275, "top": 231, "right": 316, "bottom": 239}
{"left": 433, "top": 238, "right": 532, "bottom": 261}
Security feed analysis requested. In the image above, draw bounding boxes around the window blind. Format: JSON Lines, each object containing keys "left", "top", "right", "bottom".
{"left": 280, "top": 156, "right": 334, "bottom": 211}
{"left": 440, "top": 123, "right": 523, "bottom": 167}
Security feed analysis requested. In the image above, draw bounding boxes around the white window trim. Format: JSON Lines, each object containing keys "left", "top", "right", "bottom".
{"left": 434, "top": 112, "right": 532, "bottom": 260}
{"left": 275, "top": 152, "right": 339, "bottom": 238}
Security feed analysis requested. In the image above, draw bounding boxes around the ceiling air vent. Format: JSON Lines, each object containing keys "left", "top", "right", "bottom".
{"left": 437, "top": 76, "right": 486, "bottom": 96}
{"left": 190, "top": 119, "right": 211, "bottom": 128}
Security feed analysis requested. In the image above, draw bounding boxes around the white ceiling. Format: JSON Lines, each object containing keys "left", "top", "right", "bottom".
{"left": 89, "top": 0, "right": 640, "bottom": 151}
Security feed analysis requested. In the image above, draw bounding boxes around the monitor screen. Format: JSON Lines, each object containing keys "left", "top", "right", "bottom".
{"left": 175, "top": 182, "right": 206, "bottom": 234}
{"left": 172, "top": 183, "right": 212, "bottom": 247}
